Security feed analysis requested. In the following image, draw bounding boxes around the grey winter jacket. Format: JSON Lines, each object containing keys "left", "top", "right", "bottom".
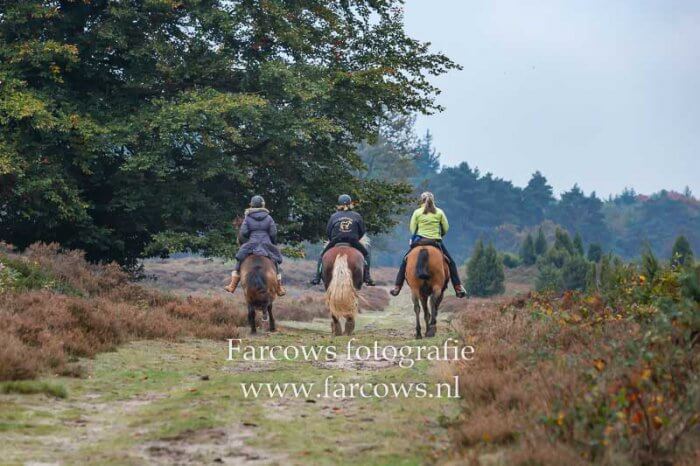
{"left": 235, "top": 208, "right": 283, "bottom": 264}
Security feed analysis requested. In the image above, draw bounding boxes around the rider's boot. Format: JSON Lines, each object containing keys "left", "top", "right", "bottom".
{"left": 310, "top": 257, "right": 323, "bottom": 285}
{"left": 224, "top": 271, "right": 240, "bottom": 294}
{"left": 363, "top": 266, "right": 376, "bottom": 286}
{"left": 277, "top": 274, "right": 287, "bottom": 296}
{"left": 454, "top": 284, "right": 467, "bottom": 298}
{"left": 389, "top": 285, "right": 402, "bottom": 296}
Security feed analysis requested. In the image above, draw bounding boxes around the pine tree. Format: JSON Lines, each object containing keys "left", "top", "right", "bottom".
{"left": 466, "top": 241, "right": 505, "bottom": 296}
{"left": 670, "top": 235, "right": 694, "bottom": 267}
{"left": 573, "top": 233, "right": 585, "bottom": 256}
{"left": 519, "top": 234, "right": 536, "bottom": 266}
{"left": 553, "top": 228, "right": 574, "bottom": 254}
{"left": 641, "top": 243, "right": 659, "bottom": 282}
{"left": 587, "top": 243, "right": 603, "bottom": 262}
{"left": 535, "top": 227, "right": 548, "bottom": 256}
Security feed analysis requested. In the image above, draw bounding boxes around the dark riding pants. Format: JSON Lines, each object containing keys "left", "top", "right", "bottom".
{"left": 394, "top": 240, "right": 461, "bottom": 287}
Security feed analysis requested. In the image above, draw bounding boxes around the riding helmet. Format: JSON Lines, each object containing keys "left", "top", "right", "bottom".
{"left": 250, "top": 195, "right": 265, "bottom": 208}
{"left": 337, "top": 194, "right": 352, "bottom": 206}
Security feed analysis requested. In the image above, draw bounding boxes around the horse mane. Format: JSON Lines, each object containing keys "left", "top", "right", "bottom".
{"left": 325, "top": 254, "right": 359, "bottom": 319}
{"left": 416, "top": 248, "right": 431, "bottom": 280}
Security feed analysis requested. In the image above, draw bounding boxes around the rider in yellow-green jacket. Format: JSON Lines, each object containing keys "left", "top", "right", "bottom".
{"left": 390, "top": 192, "right": 467, "bottom": 298}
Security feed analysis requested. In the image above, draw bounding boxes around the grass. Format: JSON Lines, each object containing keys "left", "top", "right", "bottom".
{"left": 0, "top": 297, "right": 463, "bottom": 464}
{"left": 1, "top": 380, "right": 68, "bottom": 398}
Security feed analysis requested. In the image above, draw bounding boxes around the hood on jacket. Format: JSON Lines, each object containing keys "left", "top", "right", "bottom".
{"left": 245, "top": 207, "right": 270, "bottom": 220}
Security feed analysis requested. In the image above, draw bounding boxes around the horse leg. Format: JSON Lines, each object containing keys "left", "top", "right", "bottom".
{"left": 426, "top": 291, "right": 440, "bottom": 338}
{"left": 267, "top": 304, "right": 276, "bottom": 332}
{"left": 248, "top": 304, "right": 257, "bottom": 335}
{"left": 413, "top": 295, "right": 422, "bottom": 339}
{"left": 344, "top": 316, "right": 355, "bottom": 336}
{"left": 331, "top": 315, "right": 342, "bottom": 336}
{"left": 420, "top": 294, "right": 430, "bottom": 336}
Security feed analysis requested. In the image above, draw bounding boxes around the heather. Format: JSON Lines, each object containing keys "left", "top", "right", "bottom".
{"left": 0, "top": 243, "right": 245, "bottom": 381}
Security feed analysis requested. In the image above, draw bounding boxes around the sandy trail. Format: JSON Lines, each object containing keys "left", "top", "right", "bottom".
{"left": 1, "top": 288, "right": 464, "bottom": 465}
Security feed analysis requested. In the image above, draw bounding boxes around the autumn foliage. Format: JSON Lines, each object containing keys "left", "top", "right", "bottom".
{"left": 0, "top": 243, "right": 245, "bottom": 381}
{"left": 448, "top": 261, "right": 700, "bottom": 464}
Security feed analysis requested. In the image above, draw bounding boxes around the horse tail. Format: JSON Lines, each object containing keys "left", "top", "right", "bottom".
{"left": 416, "top": 248, "right": 431, "bottom": 280}
{"left": 326, "top": 254, "right": 358, "bottom": 319}
{"left": 244, "top": 265, "right": 267, "bottom": 293}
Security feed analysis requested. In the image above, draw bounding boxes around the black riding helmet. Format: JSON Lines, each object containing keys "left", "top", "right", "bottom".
{"left": 250, "top": 195, "right": 265, "bottom": 208}
{"left": 337, "top": 194, "right": 352, "bottom": 206}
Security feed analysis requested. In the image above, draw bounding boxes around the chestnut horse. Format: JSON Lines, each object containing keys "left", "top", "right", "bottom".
{"left": 405, "top": 243, "right": 449, "bottom": 338}
{"left": 240, "top": 255, "right": 280, "bottom": 334}
{"left": 322, "top": 244, "right": 364, "bottom": 336}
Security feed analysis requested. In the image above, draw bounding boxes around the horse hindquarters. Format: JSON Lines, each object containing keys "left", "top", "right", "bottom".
{"left": 325, "top": 253, "right": 359, "bottom": 336}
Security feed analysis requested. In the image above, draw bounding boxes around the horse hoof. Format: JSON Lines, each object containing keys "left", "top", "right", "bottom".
{"left": 415, "top": 333, "right": 422, "bottom": 339}
{"left": 426, "top": 327, "right": 436, "bottom": 338}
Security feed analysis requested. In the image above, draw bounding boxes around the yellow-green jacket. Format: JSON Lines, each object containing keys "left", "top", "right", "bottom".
{"left": 409, "top": 205, "right": 449, "bottom": 240}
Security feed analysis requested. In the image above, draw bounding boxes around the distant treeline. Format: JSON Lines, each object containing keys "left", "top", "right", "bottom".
{"left": 362, "top": 116, "right": 700, "bottom": 265}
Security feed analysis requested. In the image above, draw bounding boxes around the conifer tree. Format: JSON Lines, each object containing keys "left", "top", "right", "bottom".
{"left": 535, "top": 227, "right": 548, "bottom": 256}
{"left": 587, "top": 243, "right": 603, "bottom": 263}
{"left": 573, "top": 233, "right": 585, "bottom": 256}
{"left": 520, "top": 234, "right": 536, "bottom": 266}
{"left": 670, "top": 235, "right": 694, "bottom": 267}
{"left": 466, "top": 240, "right": 505, "bottom": 296}
{"left": 553, "top": 228, "right": 574, "bottom": 254}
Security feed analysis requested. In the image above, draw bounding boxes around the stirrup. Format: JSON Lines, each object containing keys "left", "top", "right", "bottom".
{"left": 310, "top": 277, "right": 321, "bottom": 286}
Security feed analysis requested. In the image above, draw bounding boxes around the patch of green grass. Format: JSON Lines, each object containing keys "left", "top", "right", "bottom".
{"left": 0, "top": 381, "right": 68, "bottom": 399}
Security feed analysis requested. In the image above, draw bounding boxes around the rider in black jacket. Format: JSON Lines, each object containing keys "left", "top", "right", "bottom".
{"left": 310, "top": 194, "right": 375, "bottom": 286}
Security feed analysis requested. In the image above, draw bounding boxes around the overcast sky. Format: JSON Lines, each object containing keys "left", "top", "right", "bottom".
{"left": 403, "top": 0, "right": 700, "bottom": 198}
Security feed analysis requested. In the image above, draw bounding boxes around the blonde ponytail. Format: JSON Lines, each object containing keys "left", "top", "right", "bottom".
{"left": 421, "top": 192, "right": 436, "bottom": 214}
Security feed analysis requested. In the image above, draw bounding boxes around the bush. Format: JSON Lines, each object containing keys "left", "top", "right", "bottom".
{"left": 466, "top": 241, "right": 505, "bottom": 297}
{"left": 501, "top": 252, "right": 521, "bottom": 269}
{"left": 450, "top": 258, "right": 700, "bottom": 465}
{"left": 561, "top": 254, "right": 588, "bottom": 291}
{"left": 536, "top": 264, "right": 564, "bottom": 292}
{"left": 0, "top": 244, "right": 246, "bottom": 381}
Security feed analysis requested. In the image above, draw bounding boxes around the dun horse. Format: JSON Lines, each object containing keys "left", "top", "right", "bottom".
{"left": 239, "top": 255, "right": 280, "bottom": 334}
{"left": 405, "top": 242, "right": 449, "bottom": 338}
{"left": 322, "top": 244, "right": 365, "bottom": 336}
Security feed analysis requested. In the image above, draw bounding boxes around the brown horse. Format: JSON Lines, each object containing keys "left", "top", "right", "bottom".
{"left": 322, "top": 244, "right": 364, "bottom": 336}
{"left": 405, "top": 243, "right": 449, "bottom": 338}
{"left": 239, "top": 255, "right": 280, "bottom": 334}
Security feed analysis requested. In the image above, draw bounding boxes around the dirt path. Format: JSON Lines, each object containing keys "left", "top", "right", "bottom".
{"left": 0, "top": 289, "right": 464, "bottom": 465}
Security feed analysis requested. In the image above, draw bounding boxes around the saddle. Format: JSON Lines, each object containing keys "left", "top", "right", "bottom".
{"left": 411, "top": 239, "right": 451, "bottom": 264}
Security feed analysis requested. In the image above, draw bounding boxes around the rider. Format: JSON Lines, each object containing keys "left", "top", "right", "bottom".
{"left": 225, "top": 195, "right": 286, "bottom": 296}
{"left": 310, "top": 194, "right": 375, "bottom": 286}
{"left": 390, "top": 192, "right": 467, "bottom": 298}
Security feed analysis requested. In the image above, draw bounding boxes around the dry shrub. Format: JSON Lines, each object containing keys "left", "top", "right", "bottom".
{"left": 359, "top": 286, "right": 390, "bottom": 311}
{"left": 0, "top": 331, "right": 38, "bottom": 380}
{"left": 444, "top": 290, "right": 700, "bottom": 465}
{"left": 274, "top": 295, "right": 328, "bottom": 322}
{"left": 457, "top": 406, "right": 519, "bottom": 447}
{"left": 0, "top": 245, "right": 247, "bottom": 381}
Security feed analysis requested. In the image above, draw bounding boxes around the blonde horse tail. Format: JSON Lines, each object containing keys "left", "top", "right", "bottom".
{"left": 326, "top": 255, "right": 358, "bottom": 319}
